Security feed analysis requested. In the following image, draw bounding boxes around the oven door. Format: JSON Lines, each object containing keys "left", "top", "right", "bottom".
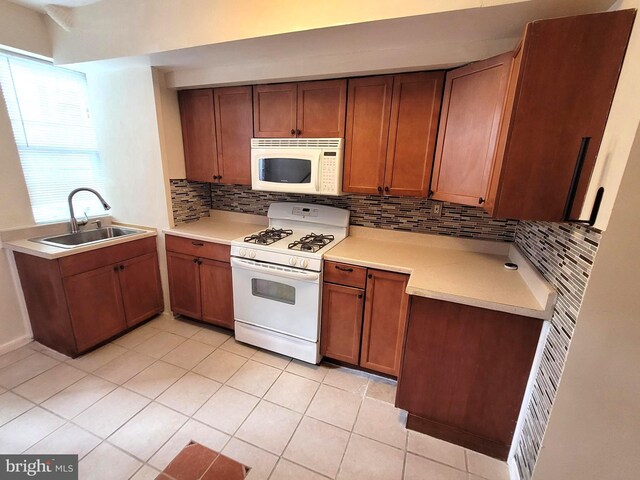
{"left": 251, "top": 149, "right": 321, "bottom": 194}
{"left": 231, "top": 257, "right": 321, "bottom": 342}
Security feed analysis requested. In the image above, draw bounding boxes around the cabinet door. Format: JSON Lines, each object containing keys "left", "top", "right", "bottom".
{"left": 64, "top": 265, "right": 126, "bottom": 352}
{"left": 396, "top": 297, "right": 542, "bottom": 459}
{"left": 297, "top": 79, "right": 346, "bottom": 138}
{"left": 118, "top": 253, "right": 164, "bottom": 328}
{"left": 214, "top": 86, "right": 253, "bottom": 185}
{"left": 253, "top": 83, "right": 297, "bottom": 138}
{"left": 178, "top": 89, "right": 217, "bottom": 182}
{"left": 491, "top": 10, "right": 635, "bottom": 221}
{"left": 385, "top": 72, "right": 444, "bottom": 197}
{"left": 343, "top": 76, "right": 393, "bottom": 194}
{"left": 167, "top": 251, "right": 202, "bottom": 320}
{"left": 360, "top": 269, "right": 409, "bottom": 376}
{"left": 320, "top": 283, "right": 364, "bottom": 365}
{"left": 431, "top": 54, "right": 511, "bottom": 206}
{"left": 200, "top": 258, "right": 234, "bottom": 329}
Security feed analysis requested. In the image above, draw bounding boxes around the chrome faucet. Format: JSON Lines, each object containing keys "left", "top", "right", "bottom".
{"left": 68, "top": 188, "right": 111, "bottom": 233}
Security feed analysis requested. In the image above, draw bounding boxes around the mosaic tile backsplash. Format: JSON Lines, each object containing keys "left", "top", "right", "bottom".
{"left": 206, "top": 183, "right": 518, "bottom": 242}
{"left": 512, "top": 221, "right": 601, "bottom": 480}
{"left": 170, "top": 179, "right": 212, "bottom": 223}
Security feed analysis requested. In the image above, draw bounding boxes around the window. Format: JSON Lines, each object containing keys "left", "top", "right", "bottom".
{"left": 0, "top": 51, "right": 105, "bottom": 223}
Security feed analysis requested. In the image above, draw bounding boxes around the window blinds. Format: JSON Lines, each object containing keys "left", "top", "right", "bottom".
{"left": 0, "top": 52, "right": 106, "bottom": 223}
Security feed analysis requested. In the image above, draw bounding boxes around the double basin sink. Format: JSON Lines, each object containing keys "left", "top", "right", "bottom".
{"left": 32, "top": 226, "right": 145, "bottom": 249}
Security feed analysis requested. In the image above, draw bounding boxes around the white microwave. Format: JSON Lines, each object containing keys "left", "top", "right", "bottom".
{"left": 251, "top": 138, "right": 344, "bottom": 196}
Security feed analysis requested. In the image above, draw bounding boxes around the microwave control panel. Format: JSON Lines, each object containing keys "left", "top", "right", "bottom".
{"left": 320, "top": 151, "right": 343, "bottom": 195}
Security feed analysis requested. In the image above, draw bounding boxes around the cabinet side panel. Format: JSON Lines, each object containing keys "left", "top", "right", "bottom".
{"left": 397, "top": 296, "right": 542, "bottom": 453}
{"left": 13, "top": 253, "right": 77, "bottom": 357}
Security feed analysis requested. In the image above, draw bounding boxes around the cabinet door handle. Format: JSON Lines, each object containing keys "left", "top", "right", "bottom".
{"left": 384, "top": 186, "right": 389, "bottom": 193}
{"left": 296, "top": 129, "right": 302, "bottom": 136}
{"left": 563, "top": 136, "right": 593, "bottom": 223}
{"left": 368, "top": 273, "right": 373, "bottom": 279}
{"left": 213, "top": 175, "right": 219, "bottom": 180}
{"left": 191, "top": 241, "right": 204, "bottom": 247}
{"left": 377, "top": 186, "right": 382, "bottom": 193}
{"left": 193, "top": 258, "right": 199, "bottom": 263}
{"left": 357, "top": 293, "right": 363, "bottom": 299}
{"left": 478, "top": 197, "right": 485, "bottom": 204}
{"left": 119, "top": 265, "right": 125, "bottom": 271}
{"left": 218, "top": 176, "right": 222, "bottom": 181}
{"left": 335, "top": 266, "right": 353, "bottom": 272}
{"left": 290, "top": 129, "right": 296, "bottom": 135}
{"left": 197, "top": 260, "right": 203, "bottom": 265}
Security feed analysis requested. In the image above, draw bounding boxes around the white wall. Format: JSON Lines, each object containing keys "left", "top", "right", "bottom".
{"left": 86, "top": 66, "right": 173, "bottom": 304}
{"left": 0, "top": 3, "right": 43, "bottom": 353}
{"left": 0, "top": 0, "right": 51, "bottom": 58}
{"left": 531, "top": 123, "right": 640, "bottom": 478}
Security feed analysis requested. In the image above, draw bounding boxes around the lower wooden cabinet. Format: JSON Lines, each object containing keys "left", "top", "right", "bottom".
{"left": 361, "top": 269, "right": 409, "bottom": 376}
{"left": 321, "top": 261, "right": 409, "bottom": 376}
{"left": 14, "top": 237, "right": 164, "bottom": 357}
{"left": 321, "top": 283, "right": 364, "bottom": 364}
{"left": 166, "top": 235, "right": 234, "bottom": 330}
{"left": 396, "top": 296, "right": 542, "bottom": 459}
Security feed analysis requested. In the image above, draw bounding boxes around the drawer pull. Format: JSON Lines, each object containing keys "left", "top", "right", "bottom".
{"left": 358, "top": 293, "right": 363, "bottom": 299}
{"left": 335, "top": 266, "right": 353, "bottom": 272}
{"left": 192, "top": 258, "right": 199, "bottom": 263}
{"left": 191, "top": 241, "right": 204, "bottom": 247}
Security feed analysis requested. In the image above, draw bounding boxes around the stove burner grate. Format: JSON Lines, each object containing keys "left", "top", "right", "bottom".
{"left": 244, "top": 228, "right": 293, "bottom": 245}
{"left": 288, "top": 233, "right": 335, "bottom": 253}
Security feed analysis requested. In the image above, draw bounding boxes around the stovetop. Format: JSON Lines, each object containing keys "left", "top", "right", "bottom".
{"left": 288, "top": 233, "right": 335, "bottom": 253}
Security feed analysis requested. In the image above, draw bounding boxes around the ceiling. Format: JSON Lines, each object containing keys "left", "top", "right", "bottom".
{"left": 8, "top": 0, "right": 104, "bottom": 11}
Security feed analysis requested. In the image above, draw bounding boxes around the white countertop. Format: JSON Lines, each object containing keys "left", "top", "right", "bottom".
{"left": 325, "top": 227, "right": 556, "bottom": 320}
{"left": 0, "top": 217, "right": 157, "bottom": 260}
{"left": 164, "top": 210, "right": 267, "bottom": 245}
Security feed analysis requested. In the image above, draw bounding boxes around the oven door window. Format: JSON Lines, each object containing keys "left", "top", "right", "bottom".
{"left": 258, "top": 157, "right": 311, "bottom": 184}
{"left": 251, "top": 278, "right": 296, "bottom": 305}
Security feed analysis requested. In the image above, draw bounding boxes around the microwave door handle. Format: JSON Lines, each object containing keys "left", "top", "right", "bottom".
{"left": 231, "top": 257, "right": 320, "bottom": 282}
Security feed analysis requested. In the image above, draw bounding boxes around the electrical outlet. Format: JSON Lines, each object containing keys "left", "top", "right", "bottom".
{"left": 431, "top": 202, "right": 442, "bottom": 216}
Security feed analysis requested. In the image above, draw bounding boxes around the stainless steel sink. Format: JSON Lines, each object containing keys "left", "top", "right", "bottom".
{"left": 32, "top": 226, "right": 145, "bottom": 249}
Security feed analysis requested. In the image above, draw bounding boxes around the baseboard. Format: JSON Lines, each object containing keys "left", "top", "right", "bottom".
{"left": 0, "top": 335, "right": 32, "bottom": 356}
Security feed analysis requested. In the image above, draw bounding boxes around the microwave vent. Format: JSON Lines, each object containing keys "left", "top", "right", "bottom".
{"left": 251, "top": 138, "right": 343, "bottom": 149}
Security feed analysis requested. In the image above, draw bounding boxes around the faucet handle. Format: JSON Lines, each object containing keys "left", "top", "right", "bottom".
{"left": 77, "top": 211, "right": 89, "bottom": 227}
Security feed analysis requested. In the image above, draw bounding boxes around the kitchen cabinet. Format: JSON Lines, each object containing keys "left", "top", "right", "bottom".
{"left": 14, "top": 237, "right": 164, "bottom": 357}
{"left": 432, "top": 10, "right": 635, "bottom": 221}
{"left": 321, "top": 261, "right": 409, "bottom": 376}
{"left": 396, "top": 296, "right": 543, "bottom": 460}
{"left": 166, "top": 234, "right": 234, "bottom": 330}
{"left": 360, "top": 269, "right": 409, "bottom": 376}
{"left": 253, "top": 79, "right": 346, "bottom": 138}
{"left": 343, "top": 72, "right": 444, "bottom": 196}
{"left": 179, "top": 86, "right": 253, "bottom": 185}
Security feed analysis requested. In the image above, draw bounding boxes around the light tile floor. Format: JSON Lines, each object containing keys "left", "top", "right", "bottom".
{"left": 0, "top": 314, "right": 511, "bottom": 480}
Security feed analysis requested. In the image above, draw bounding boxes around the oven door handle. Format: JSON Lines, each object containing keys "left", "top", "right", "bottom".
{"left": 231, "top": 257, "right": 320, "bottom": 282}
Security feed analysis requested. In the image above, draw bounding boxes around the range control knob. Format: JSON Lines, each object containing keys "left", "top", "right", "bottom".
{"left": 289, "top": 257, "right": 297, "bottom": 266}
{"left": 239, "top": 248, "right": 247, "bottom": 257}
{"left": 248, "top": 250, "right": 256, "bottom": 259}
{"left": 300, "top": 259, "right": 309, "bottom": 268}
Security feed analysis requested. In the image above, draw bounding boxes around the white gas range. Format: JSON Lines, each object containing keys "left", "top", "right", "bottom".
{"left": 230, "top": 203, "right": 350, "bottom": 364}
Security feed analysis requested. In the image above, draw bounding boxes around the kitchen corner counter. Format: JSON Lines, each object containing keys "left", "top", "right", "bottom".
{"left": 163, "top": 210, "right": 267, "bottom": 245}
{"left": 324, "top": 227, "right": 556, "bottom": 320}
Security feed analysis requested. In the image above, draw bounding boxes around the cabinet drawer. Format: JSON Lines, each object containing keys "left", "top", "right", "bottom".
{"left": 323, "top": 261, "right": 367, "bottom": 288}
{"left": 59, "top": 237, "right": 157, "bottom": 278}
{"left": 165, "top": 234, "right": 230, "bottom": 262}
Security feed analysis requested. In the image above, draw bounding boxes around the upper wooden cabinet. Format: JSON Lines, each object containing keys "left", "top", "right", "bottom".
{"left": 253, "top": 79, "right": 346, "bottom": 138}
{"left": 432, "top": 10, "right": 635, "bottom": 221}
{"left": 179, "top": 86, "right": 253, "bottom": 185}
{"left": 431, "top": 53, "right": 512, "bottom": 206}
{"left": 179, "top": 89, "right": 217, "bottom": 183}
{"left": 343, "top": 72, "right": 444, "bottom": 196}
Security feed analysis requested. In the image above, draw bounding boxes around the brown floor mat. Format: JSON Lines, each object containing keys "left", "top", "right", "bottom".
{"left": 157, "top": 441, "right": 250, "bottom": 480}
